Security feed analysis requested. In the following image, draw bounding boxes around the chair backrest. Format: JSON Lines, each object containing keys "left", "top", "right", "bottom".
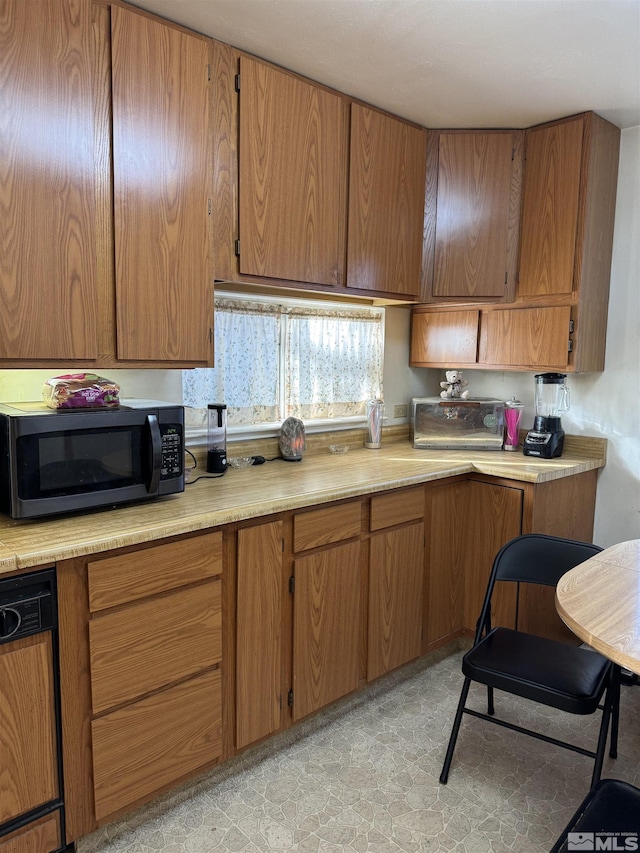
{"left": 493, "top": 533, "right": 603, "bottom": 587}
{"left": 474, "top": 533, "right": 603, "bottom": 642}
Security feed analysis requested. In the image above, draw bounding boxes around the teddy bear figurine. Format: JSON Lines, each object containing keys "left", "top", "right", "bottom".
{"left": 440, "top": 370, "right": 470, "bottom": 400}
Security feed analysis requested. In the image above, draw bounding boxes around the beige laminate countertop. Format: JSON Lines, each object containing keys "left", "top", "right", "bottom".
{"left": 0, "top": 436, "right": 606, "bottom": 575}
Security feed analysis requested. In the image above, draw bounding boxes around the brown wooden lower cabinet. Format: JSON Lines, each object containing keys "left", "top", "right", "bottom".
{"left": 236, "top": 520, "right": 284, "bottom": 750}
{"left": 424, "top": 471, "right": 599, "bottom": 652}
{"left": 58, "top": 531, "right": 224, "bottom": 842}
{"left": 293, "top": 540, "right": 362, "bottom": 720}
{"left": 368, "top": 486, "right": 425, "bottom": 680}
{"left": 57, "top": 471, "right": 599, "bottom": 846}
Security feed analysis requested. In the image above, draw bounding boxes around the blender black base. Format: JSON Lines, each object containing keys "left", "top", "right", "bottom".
{"left": 523, "top": 430, "right": 565, "bottom": 458}
{"left": 207, "top": 449, "right": 227, "bottom": 474}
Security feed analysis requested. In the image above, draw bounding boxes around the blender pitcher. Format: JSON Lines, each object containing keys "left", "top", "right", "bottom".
{"left": 523, "top": 373, "right": 570, "bottom": 458}
{"left": 207, "top": 404, "right": 227, "bottom": 473}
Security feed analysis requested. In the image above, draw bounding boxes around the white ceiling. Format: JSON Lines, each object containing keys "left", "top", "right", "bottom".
{"left": 129, "top": 0, "right": 640, "bottom": 131}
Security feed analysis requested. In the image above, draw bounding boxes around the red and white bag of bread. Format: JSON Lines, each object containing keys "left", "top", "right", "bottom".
{"left": 42, "top": 373, "right": 120, "bottom": 410}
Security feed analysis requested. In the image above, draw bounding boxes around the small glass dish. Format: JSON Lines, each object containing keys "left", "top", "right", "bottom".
{"left": 228, "top": 456, "right": 253, "bottom": 470}
{"left": 328, "top": 444, "right": 349, "bottom": 455}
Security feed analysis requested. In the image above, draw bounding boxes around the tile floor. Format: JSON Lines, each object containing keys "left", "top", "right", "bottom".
{"left": 77, "top": 648, "right": 640, "bottom": 853}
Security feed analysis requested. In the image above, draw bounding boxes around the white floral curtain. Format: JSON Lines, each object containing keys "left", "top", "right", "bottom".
{"left": 182, "top": 297, "right": 384, "bottom": 427}
{"left": 286, "top": 306, "right": 383, "bottom": 420}
{"left": 182, "top": 299, "right": 281, "bottom": 427}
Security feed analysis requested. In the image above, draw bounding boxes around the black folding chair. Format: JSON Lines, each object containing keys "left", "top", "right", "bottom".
{"left": 550, "top": 778, "right": 640, "bottom": 852}
{"left": 440, "top": 534, "right": 620, "bottom": 790}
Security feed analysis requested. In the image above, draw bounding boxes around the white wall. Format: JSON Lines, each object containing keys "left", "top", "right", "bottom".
{"left": 0, "top": 369, "right": 183, "bottom": 405}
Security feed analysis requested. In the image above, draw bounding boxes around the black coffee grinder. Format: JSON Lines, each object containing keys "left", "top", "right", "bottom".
{"left": 523, "top": 373, "right": 570, "bottom": 459}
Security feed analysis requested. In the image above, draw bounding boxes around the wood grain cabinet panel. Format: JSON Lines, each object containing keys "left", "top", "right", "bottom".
{"left": 92, "top": 668, "right": 222, "bottom": 822}
{"left": 0, "top": 813, "right": 60, "bottom": 853}
{"left": 236, "top": 521, "right": 284, "bottom": 749}
{"left": 0, "top": 0, "right": 97, "bottom": 361}
{"left": 293, "top": 501, "right": 361, "bottom": 551}
{"left": 462, "top": 481, "right": 522, "bottom": 633}
{"left": 433, "top": 131, "right": 518, "bottom": 299}
{"left": 425, "top": 480, "right": 520, "bottom": 652}
{"left": 518, "top": 117, "right": 584, "bottom": 298}
{"left": 87, "top": 532, "right": 222, "bottom": 612}
{"left": 410, "top": 310, "right": 479, "bottom": 367}
{"left": 0, "top": 635, "right": 58, "bottom": 823}
{"left": 478, "top": 305, "right": 572, "bottom": 370}
{"left": 238, "top": 56, "right": 347, "bottom": 286}
{"left": 111, "top": 5, "right": 213, "bottom": 363}
{"left": 89, "top": 580, "right": 221, "bottom": 714}
{"left": 293, "top": 541, "right": 361, "bottom": 720}
{"left": 370, "top": 487, "right": 425, "bottom": 531}
{"left": 368, "top": 522, "right": 424, "bottom": 680}
{"left": 348, "top": 105, "right": 426, "bottom": 298}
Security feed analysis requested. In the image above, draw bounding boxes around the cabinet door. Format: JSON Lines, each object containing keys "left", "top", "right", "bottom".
{"left": 348, "top": 105, "right": 426, "bottom": 297}
{"left": 425, "top": 480, "right": 520, "bottom": 651}
{"left": 463, "top": 481, "right": 522, "bottom": 633}
{"left": 410, "top": 310, "right": 479, "bottom": 366}
{"left": 368, "top": 522, "right": 424, "bottom": 680}
{"left": 293, "top": 541, "right": 361, "bottom": 720}
{"left": 518, "top": 116, "right": 584, "bottom": 298}
{"left": 239, "top": 57, "right": 347, "bottom": 286}
{"left": 0, "top": 634, "right": 58, "bottom": 823}
{"left": 111, "top": 6, "right": 212, "bottom": 362}
{"left": 434, "top": 132, "right": 516, "bottom": 298}
{"left": 478, "top": 305, "right": 571, "bottom": 369}
{"left": 0, "top": 0, "right": 96, "bottom": 360}
{"left": 236, "top": 521, "right": 284, "bottom": 748}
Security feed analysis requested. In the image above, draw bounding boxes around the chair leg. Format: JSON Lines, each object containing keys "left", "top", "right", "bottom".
{"left": 440, "top": 676, "right": 471, "bottom": 784}
{"left": 487, "top": 685, "right": 495, "bottom": 716}
{"left": 609, "top": 665, "right": 621, "bottom": 759}
{"left": 590, "top": 681, "right": 614, "bottom": 789}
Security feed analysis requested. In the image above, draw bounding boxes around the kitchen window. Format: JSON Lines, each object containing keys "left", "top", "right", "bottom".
{"left": 182, "top": 294, "right": 384, "bottom": 434}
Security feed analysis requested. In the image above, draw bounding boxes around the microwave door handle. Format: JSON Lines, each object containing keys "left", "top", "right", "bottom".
{"left": 146, "top": 414, "right": 162, "bottom": 494}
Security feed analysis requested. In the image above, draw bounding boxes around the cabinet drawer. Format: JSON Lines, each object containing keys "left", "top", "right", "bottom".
{"left": 88, "top": 532, "right": 222, "bottom": 612}
{"left": 89, "top": 580, "right": 221, "bottom": 714}
{"left": 370, "top": 487, "right": 425, "bottom": 531}
{"left": 92, "top": 667, "right": 222, "bottom": 821}
{"left": 293, "top": 501, "right": 361, "bottom": 552}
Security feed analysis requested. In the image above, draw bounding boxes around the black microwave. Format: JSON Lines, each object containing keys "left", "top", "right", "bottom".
{"left": 0, "top": 400, "right": 184, "bottom": 519}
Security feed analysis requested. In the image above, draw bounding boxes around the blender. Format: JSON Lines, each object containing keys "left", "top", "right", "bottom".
{"left": 523, "top": 373, "right": 570, "bottom": 458}
{"left": 206, "top": 404, "right": 227, "bottom": 473}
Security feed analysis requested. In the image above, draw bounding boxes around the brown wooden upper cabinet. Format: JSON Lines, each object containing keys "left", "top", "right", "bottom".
{"left": 238, "top": 57, "right": 348, "bottom": 286}
{"left": 515, "top": 112, "right": 620, "bottom": 371}
{"left": 347, "top": 105, "right": 427, "bottom": 299}
{"left": 410, "top": 304, "right": 574, "bottom": 371}
{"left": 425, "top": 131, "right": 522, "bottom": 301}
{"left": 111, "top": 6, "right": 213, "bottom": 363}
{"left": 217, "top": 50, "right": 426, "bottom": 299}
{"left": 0, "top": 0, "right": 97, "bottom": 362}
{"left": 1, "top": 1, "right": 214, "bottom": 367}
{"left": 411, "top": 111, "right": 620, "bottom": 372}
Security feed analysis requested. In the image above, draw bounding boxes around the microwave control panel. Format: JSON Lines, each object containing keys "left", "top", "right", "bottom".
{"left": 160, "top": 424, "right": 183, "bottom": 479}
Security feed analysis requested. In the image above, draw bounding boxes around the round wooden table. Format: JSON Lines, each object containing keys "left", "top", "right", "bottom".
{"left": 556, "top": 539, "right": 640, "bottom": 676}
